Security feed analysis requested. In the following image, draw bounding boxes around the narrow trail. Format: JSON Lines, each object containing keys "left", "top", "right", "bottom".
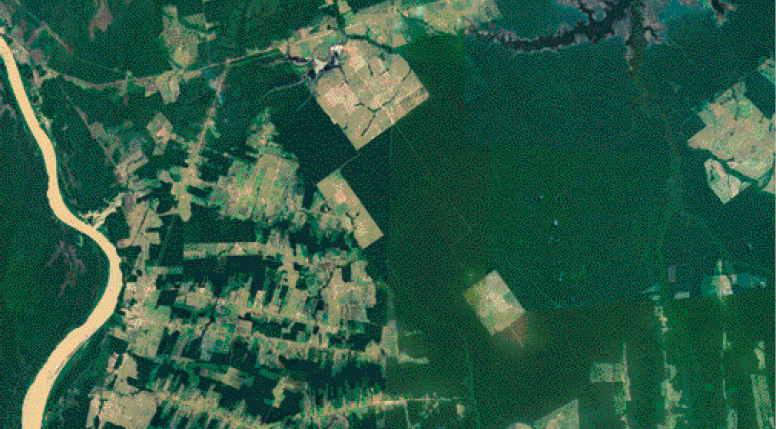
{"left": 624, "top": 0, "right": 731, "bottom": 288}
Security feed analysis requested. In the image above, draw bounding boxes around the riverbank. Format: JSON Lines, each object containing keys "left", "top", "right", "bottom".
{"left": 0, "top": 33, "right": 124, "bottom": 429}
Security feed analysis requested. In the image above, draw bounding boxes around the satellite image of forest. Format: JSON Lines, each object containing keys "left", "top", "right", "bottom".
{"left": 0, "top": 0, "right": 773, "bottom": 428}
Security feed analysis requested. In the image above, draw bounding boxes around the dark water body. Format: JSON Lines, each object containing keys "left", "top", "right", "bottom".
{"left": 493, "top": 0, "right": 587, "bottom": 38}
{"left": 0, "top": 78, "right": 109, "bottom": 429}
{"left": 377, "top": 2, "right": 773, "bottom": 427}
{"left": 660, "top": 2, "right": 773, "bottom": 104}
{"left": 466, "top": 0, "right": 774, "bottom": 307}
{"left": 216, "top": 59, "right": 356, "bottom": 185}
{"left": 468, "top": 0, "right": 632, "bottom": 52}
{"left": 0, "top": 2, "right": 770, "bottom": 428}
{"left": 462, "top": 34, "right": 670, "bottom": 309}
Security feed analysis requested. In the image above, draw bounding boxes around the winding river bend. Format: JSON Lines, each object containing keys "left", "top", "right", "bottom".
{"left": 465, "top": 0, "right": 633, "bottom": 54}
{"left": 0, "top": 33, "right": 124, "bottom": 429}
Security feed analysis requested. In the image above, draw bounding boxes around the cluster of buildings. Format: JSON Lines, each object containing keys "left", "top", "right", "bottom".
{"left": 281, "top": 0, "right": 501, "bottom": 150}
{"left": 2, "top": 0, "right": 496, "bottom": 425}
{"left": 16, "top": 1, "right": 773, "bottom": 428}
